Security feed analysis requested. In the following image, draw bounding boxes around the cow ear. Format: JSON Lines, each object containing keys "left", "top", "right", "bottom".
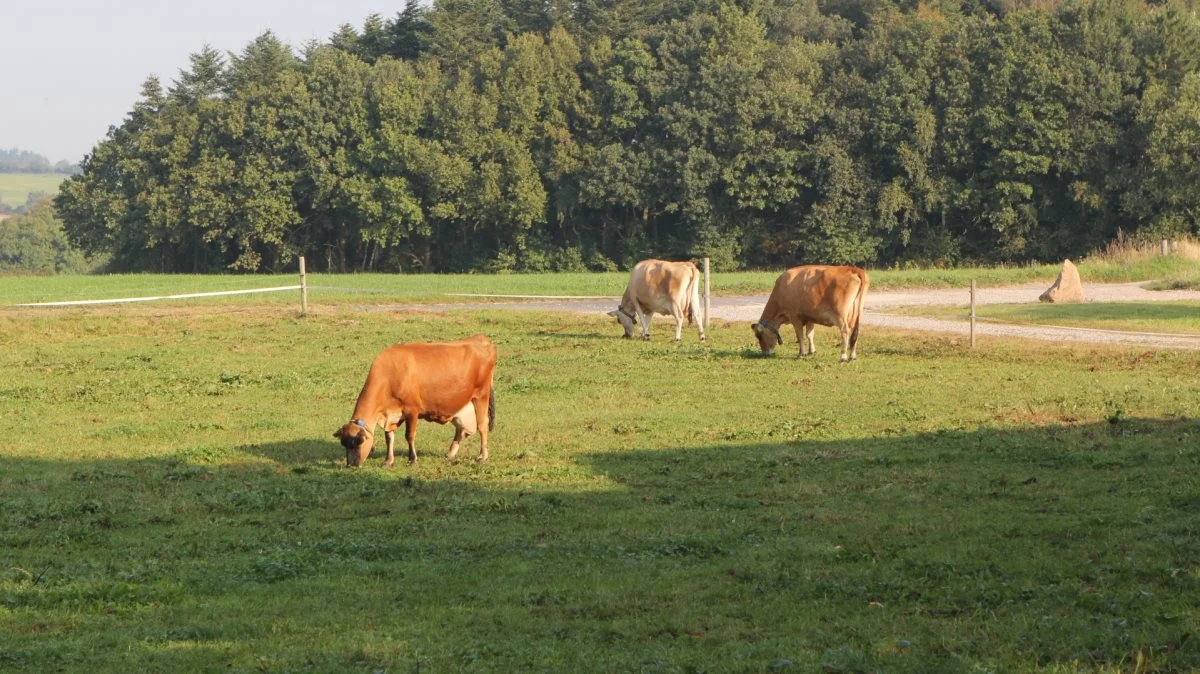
{"left": 751, "top": 323, "right": 762, "bottom": 335}
{"left": 606, "top": 310, "right": 617, "bottom": 317}
{"left": 333, "top": 428, "right": 343, "bottom": 439}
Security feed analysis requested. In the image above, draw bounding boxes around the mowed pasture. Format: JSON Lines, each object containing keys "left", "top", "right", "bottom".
{"left": 2, "top": 249, "right": 1199, "bottom": 307}
{"left": 893, "top": 301, "right": 1200, "bottom": 336}
{"left": 0, "top": 172, "right": 66, "bottom": 208}
{"left": 1, "top": 300, "right": 1198, "bottom": 673}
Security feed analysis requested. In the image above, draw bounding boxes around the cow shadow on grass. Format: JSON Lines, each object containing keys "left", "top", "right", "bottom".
{"left": 3, "top": 417, "right": 1199, "bottom": 673}
{"left": 533, "top": 330, "right": 615, "bottom": 340}
{"left": 536, "top": 330, "right": 718, "bottom": 344}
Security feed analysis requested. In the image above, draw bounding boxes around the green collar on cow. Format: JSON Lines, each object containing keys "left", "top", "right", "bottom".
{"left": 351, "top": 419, "right": 369, "bottom": 431}
{"left": 616, "top": 305, "right": 637, "bottom": 322}
{"left": 757, "top": 319, "right": 783, "bottom": 344}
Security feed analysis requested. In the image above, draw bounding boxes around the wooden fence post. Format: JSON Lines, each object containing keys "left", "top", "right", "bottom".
{"left": 1161, "top": 239, "right": 1169, "bottom": 256}
{"left": 299, "top": 256, "right": 309, "bottom": 316}
{"left": 703, "top": 257, "right": 711, "bottom": 332}
{"left": 969, "top": 279, "right": 976, "bottom": 349}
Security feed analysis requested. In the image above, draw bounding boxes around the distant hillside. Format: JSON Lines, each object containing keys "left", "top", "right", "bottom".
{"left": 0, "top": 173, "right": 65, "bottom": 210}
{"left": 0, "top": 148, "right": 79, "bottom": 174}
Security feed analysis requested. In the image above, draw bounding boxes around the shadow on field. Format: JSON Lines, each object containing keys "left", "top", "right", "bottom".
{"left": 692, "top": 346, "right": 784, "bottom": 359}
{"left": 241, "top": 437, "right": 331, "bottom": 464}
{"left": 3, "top": 418, "right": 1199, "bottom": 672}
{"left": 534, "top": 330, "right": 616, "bottom": 340}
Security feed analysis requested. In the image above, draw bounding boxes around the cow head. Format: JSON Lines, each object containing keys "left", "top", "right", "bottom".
{"left": 333, "top": 419, "right": 374, "bottom": 467}
{"left": 607, "top": 306, "right": 636, "bottom": 338}
{"left": 751, "top": 320, "right": 782, "bottom": 355}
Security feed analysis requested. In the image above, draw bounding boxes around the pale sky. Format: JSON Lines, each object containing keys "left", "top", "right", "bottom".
{"left": 1, "top": 1, "right": 402, "bottom": 164}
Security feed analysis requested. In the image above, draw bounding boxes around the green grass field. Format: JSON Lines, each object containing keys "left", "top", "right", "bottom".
{"left": 893, "top": 301, "right": 1200, "bottom": 335}
{"left": 0, "top": 172, "right": 65, "bottom": 208}
{"left": 1, "top": 303, "right": 1198, "bottom": 672}
{"left": 1145, "top": 272, "right": 1200, "bottom": 291}
{"left": 0, "top": 251, "right": 1196, "bottom": 307}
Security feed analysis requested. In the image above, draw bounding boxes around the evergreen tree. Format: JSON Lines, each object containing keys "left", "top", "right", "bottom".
{"left": 53, "top": 0, "right": 1200, "bottom": 273}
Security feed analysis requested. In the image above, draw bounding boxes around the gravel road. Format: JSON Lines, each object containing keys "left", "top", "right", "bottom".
{"left": 374, "top": 281, "right": 1200, "bottom": 350}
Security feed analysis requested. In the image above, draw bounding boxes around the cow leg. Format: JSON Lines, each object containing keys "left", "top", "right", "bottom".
{"left": 838, "top": 320, "right": 851, "bottom": 362}
{"left": 384, "top": 430, "right": 396, "bottom": 467}
{"left": 472, "top": 395, "right": 490, "bottom": 462}
{"left": 404, "top": 413, "right": 419, "bottom": 465}
{"left": 671, "top": 306, "right": 684, "bottom": 343}
{"left": 448, "top": 422, "right": 466, "bottom": 460}
{"left": 790, "top": 320, "right": 807, "bottom": 358}
{"left": 637, "top": 305, "right": 651, "bottom": 341}
{"left": 805, "top": 323, "right": 816, "bottom": 356}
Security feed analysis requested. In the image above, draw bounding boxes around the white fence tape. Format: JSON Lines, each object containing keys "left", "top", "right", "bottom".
{"left": 16, "top": 285, "right": 302, "bottom": 307}
{"left": 448, "top": 293, "right": 620, "bottom": 300}
{"left": 11, "top": 287, "right": 620, "bottom": 307}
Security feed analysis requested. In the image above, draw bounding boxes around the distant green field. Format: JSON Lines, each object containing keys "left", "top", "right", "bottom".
{"left": 1145, "top": 270, "right": 1200, "bottom": 291}
{"left": 0, "top": 258, "right": 1193, "bottom": 308}
{"left": 0, "top": 172, "right": 66, "bottom": 208}
{"left": 893, "top": 300, "right": 1200, "bottom": 335}
{"left": 0, "top": 271, "right": 1003, "bottom": 307}
{"left": 0, "top": 247, "right": 1196, "bottom": 307}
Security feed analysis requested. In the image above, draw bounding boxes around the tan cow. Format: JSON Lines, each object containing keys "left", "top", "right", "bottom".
{"left": 333, "top": 335, "right": 497, "bottom": 467}
{"left": 752, "top": 265, "right": 869, "bottom": 362}
{"left": 607, "top": 259, "right": 705, "bottom": 342}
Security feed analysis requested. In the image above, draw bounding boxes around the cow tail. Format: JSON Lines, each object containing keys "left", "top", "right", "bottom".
{"left": 850, "top": 269, "right": 870, "bottom": 349}
{"left": 488, "top": 387, "right": 496, "bottom": 432}
{"left": 687, "top": 266, "right": 701, "bottom": 326}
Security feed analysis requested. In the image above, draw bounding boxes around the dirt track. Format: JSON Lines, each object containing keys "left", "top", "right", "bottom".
{"left": 376, "top": 281, "right": 1200, "bottom": 350}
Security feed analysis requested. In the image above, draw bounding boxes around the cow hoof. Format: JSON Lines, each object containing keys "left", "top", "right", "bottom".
{"left": 641, "top": 336, "right": 650, "bottom": 342}
{"left": 699, "top": 336, "right": 706, "bottom": 343}
{"left": 622, "top": 334, "right": 631, "bottom": 340}
{"left": 839, "top": 355, "right": 849, "bottom": 363}
{"left": 475, "top": 455, "right": 488, "bottom": 463}
{"left": 674, "top": 338, "right": 681, "bottom": 344}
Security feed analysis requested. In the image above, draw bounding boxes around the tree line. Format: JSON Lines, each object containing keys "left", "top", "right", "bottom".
{"left": 56, "top": 0, "right": 1200, "bottom": 273}
{"left": 0, "top": 148, "right": 78, "bottom": 174}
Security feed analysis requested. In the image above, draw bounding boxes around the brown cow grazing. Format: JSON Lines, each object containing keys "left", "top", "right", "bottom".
{"left": 607, "top": 259, "right": 705, "bottom": 343}
{"left": 752, "top": 265, "right": 869, "bottom": 362}
{"left": 333, "top": 335, "right": 497, "bottom": 467}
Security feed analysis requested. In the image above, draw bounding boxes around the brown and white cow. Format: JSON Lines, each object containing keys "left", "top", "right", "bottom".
{"left": 607, "top": 259, "right": 705, "bottom": 343}
{"left": 752, "top": 265, "right": 869, "bottom": 362}
{"left": 333, "top": 335, "right": 496, "bottom": 467}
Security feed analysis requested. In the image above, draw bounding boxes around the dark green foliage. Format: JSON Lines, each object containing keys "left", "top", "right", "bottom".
{"left": 57, "top": 0, "right": 1200, "bottom": 273}
{"left": 0, "top": 200, "right": 95, "bottom": 273}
